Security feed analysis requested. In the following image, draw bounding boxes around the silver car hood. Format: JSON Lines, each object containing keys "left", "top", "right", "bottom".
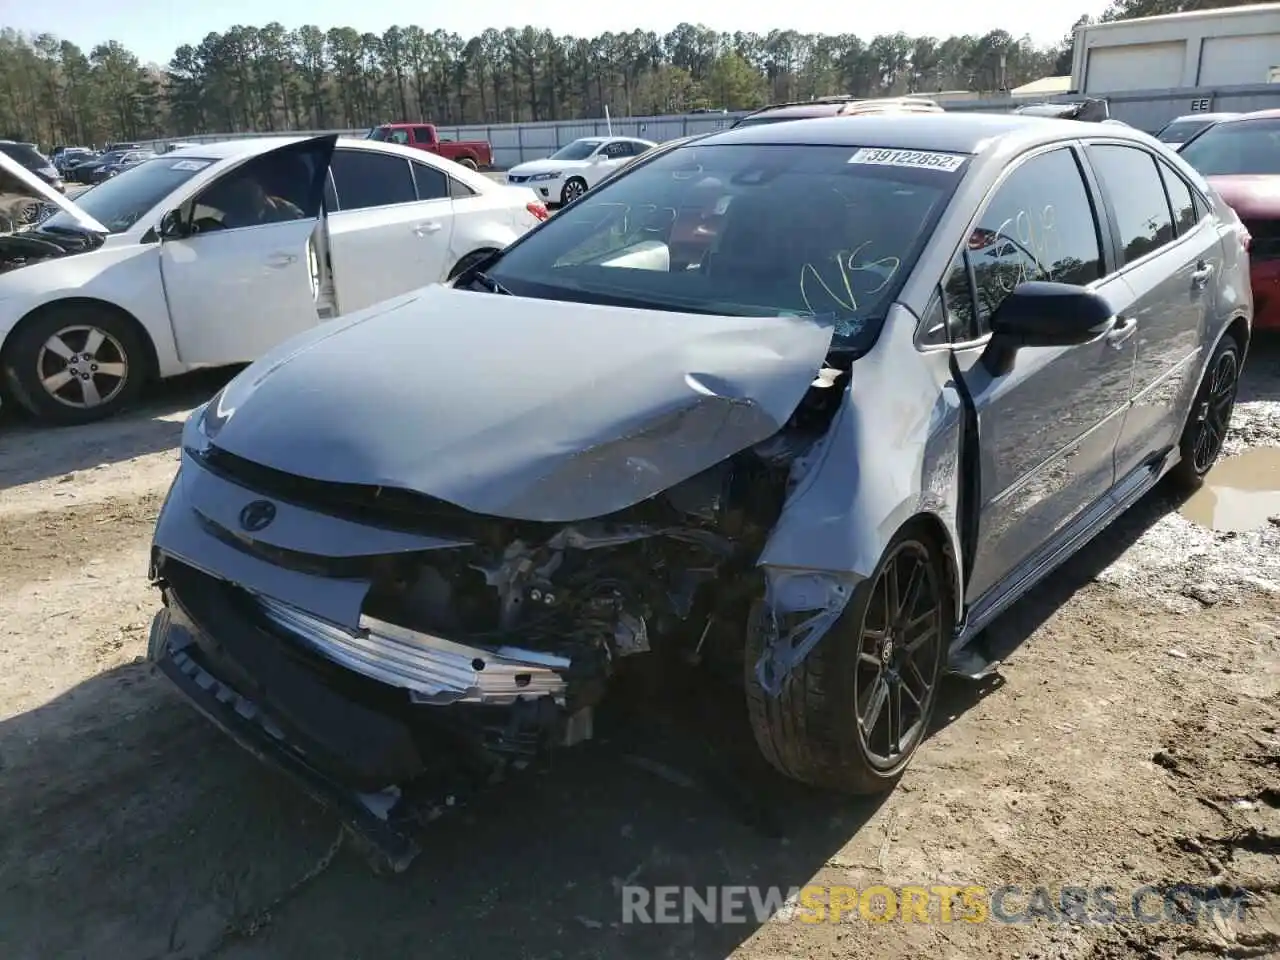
{"left": 0, "top": 150, "right": 107, "bottom": 235}
{"left": 205, "top": 285, "right": 835, "bottom": 523}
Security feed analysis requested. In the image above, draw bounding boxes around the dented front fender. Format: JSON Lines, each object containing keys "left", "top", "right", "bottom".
{"left": 753, "top": 304, "right": 967, "bottom": 694}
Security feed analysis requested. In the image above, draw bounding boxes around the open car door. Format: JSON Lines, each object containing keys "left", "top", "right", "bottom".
{"left": 158, "top": 135, "right": 337, "bottom": 366}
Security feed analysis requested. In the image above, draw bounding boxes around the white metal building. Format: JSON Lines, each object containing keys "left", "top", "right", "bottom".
{"left": 1072, "top": 3, "right": 1280, "bottom": 93}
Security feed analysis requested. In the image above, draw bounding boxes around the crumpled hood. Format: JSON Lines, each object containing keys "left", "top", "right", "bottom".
{"left": 510, "top": 159, "right": 585, "bottom": 177}
{"left": 204, "top": 284, "right": 835, "bottom": 523}
{"left": 0, "top": 150, "right": 106, "bottom": 234}
{"left": 1206, "top": 175, "right": 1280, "bottom": 219}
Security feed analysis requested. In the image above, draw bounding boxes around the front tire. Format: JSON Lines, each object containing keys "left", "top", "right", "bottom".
{"left": 2, "top": 303, "right": 147, "bottom": 426}
{"left": 745, "top": 523, "right": 951, "bottom": 794}
{"left": 1167, "top": 333, "right": 1242, "bottom": 490}
{"left": 560, "top": 177, "right": 587, "bottom": 206}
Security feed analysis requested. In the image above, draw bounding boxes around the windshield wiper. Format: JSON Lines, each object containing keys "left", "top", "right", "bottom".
{"left": 469, "top": 271, "right": 512, "bottom": 295}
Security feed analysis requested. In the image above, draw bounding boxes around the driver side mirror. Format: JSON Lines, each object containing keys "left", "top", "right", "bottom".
{"left": 158, "top": 208, "right": 187, "bottom": 240}
{"left": 982, "top": 281, "right": 1116, "bottom": 374}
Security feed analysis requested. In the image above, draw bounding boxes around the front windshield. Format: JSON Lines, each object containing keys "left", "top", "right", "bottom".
{"left": 1179, "top": 119, "right": 1280, "bottom": 176}
{"left": 1158, "top": 119, "right": 1215, "bottom": 144}
{"left": 484, "top": 142, "right": 966, "bottom": 349}
{"left": 550, "top": 140, "right": 603, "bottom": 161}
{"left": 42, "top": 156, "right": 215, "bottom": 233}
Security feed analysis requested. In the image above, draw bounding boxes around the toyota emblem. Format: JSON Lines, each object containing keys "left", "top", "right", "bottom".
{"left": 238, "top": 499, "right": 277, "bottom": 532}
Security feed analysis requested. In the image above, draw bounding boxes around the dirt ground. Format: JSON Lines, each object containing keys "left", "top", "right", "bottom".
{"left": 1, "top": 346, "right": 1277, "bottom": 960}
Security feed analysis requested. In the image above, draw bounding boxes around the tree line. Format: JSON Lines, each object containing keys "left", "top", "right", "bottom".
{"left": 0, "top": 0, "right": 1252, "bottom": 147}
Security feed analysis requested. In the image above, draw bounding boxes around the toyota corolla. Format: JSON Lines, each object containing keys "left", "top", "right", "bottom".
{"left": 146, "top": 113, "right": 1252, "bottom": 871}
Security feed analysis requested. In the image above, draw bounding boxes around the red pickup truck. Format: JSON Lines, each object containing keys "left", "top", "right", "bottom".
{"left": 365, "top": 123, "right": 494, "bottom": 170}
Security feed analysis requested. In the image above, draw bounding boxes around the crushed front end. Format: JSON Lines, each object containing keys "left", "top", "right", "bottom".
{"left": 148, "top": 369, "right": 849, "bottom": 869}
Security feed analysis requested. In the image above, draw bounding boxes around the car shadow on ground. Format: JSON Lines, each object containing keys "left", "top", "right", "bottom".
{"left": 0, "top": 366, "right": 236, "bottom": 490}
{"left": 0, "top": 658, "right": 888, "bottom": 960}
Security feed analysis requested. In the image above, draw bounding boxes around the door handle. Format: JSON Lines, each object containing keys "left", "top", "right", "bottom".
{"left": 1190, "top": 261, "right": 1214, "bottom": 289}
{"left": 265, "top": 253, "right": 297, "bottom": 268}
{"left": 413, "top": 222, "right": 442, "bottom": 236}
{"left": 1105, "top": 315, "right": 1137, "bottom": 349}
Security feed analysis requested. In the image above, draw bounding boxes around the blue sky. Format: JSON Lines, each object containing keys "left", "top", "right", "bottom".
{"left": 17, "top": 0, "right": 1111, "bottom": 66}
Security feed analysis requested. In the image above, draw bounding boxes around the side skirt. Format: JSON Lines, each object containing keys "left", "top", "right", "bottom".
{"left": 945, "top": 449, "right": 1172, "bottom": 679}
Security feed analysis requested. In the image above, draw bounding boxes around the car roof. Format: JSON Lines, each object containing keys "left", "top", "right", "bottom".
{"left": 166, "top": 137, "right": 309, "bottom": 159}
{"left": 1216, "top": 108, "right": 1280, "bottom": 123}
{"left": 697, "top": 111, "right": 1136, "bottom": 156}
{"left": 1167, "top": 112, "right": 1239, "bottom": 123}
{"left": 162, "top": 135, "right": 494, "bottom": 192}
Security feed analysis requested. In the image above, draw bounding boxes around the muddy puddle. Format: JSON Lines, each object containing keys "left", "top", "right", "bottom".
{"left": 1179, "top": 446, "right": 1280, "bottom": 532}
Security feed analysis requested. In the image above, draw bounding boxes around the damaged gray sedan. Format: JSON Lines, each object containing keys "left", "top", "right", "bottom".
{"left": 148, "top": 113, "right": 1253, "bottom": 871}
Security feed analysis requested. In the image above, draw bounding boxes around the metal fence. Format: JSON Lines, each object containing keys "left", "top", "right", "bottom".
{"left": 139, "top": 83, "right": 1280, "bottom": 167}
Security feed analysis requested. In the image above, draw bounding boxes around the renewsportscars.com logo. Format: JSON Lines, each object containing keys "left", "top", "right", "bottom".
{"left": 620, "top": 884, "right": 1249, "bottom": 926}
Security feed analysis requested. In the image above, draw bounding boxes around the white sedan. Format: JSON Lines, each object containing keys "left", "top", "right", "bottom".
{"left": 506, "top": 136, "right": 657, "bottom": 206}
{"left": 0, "top": 135, "right": 548, "bottom": 424}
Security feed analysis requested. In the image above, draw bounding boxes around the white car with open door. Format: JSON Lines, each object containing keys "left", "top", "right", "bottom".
{"left": 506, "top": 136, "right": 657, "bottom": 206}
{"left": 0, "top": 135, "right": 548, "bottom": 425}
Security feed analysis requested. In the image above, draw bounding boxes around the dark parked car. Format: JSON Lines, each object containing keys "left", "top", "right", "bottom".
{"left": 88, "top": 149, "right": 154, "bottom": 183}
{"left": 68, "top": 150, "right": 126, "bottom": 183}
{"left": 148, "top": 112, "right": 1253, "bottom": 872}
{"left": 54, "top": 147, "right": 96, "bottom": 177}
{"left": 1012, "top": 97, "right": 1111, "bottom": 122}
{"left": 0, "top": 141, "right": 64, "bottom": 193}
{"left": 1155, "top": 112, "right": 1240, "bottom": 146}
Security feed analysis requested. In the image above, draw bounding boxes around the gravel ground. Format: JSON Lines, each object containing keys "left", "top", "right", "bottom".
{"left": 0, "top": 341, "right": 1277, "bottom": 960}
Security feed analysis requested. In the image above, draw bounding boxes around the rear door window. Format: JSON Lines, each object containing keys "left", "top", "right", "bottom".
{"left": 1087, "top": 144, "right": 1175, "bottom": 265}
{"left": 330, "top": 149, "right": 417, "bottom": 211}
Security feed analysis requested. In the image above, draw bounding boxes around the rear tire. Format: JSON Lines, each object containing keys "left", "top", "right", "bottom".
{"left": 745, "top": 522, "right": 951, "bottom": 794}
{"left": 446, "top": 248, "right": 498, "bottom": 283}
{"left": 2, "top": 302, "right": 148, "bottom": 426}
{"left": 1167, "top": 333, "right": 1242, "bottom": 490}
{"left": 457, "top": 157, "right": 478, "bottom": 171}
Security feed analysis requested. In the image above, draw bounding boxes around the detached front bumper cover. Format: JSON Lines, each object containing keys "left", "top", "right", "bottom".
{"left": 147, "top": 560, "right": 543, "bottom": 874}
{"left": 150, "top": 605, "right": 424, "bottom": 872}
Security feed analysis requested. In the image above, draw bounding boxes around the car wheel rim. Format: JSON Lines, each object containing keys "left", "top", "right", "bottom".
{"left": 1192, "top": 349, "right": 1239, "bottom": 474}
{"left": 853, "top": 540, "right": 943, "bottom": 770}
{"left": 566, "top": 181, "right": 583, "bottom": 201}
{"left": 36, "top": 324, "right": 129, "bottom": 410}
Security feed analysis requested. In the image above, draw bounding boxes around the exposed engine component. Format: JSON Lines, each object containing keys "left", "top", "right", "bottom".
{"left": 359, "top": 364, "right": 851, "bottom": 699}
{"left": 0, "top": 227, "right": 103, "bottom": 275}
